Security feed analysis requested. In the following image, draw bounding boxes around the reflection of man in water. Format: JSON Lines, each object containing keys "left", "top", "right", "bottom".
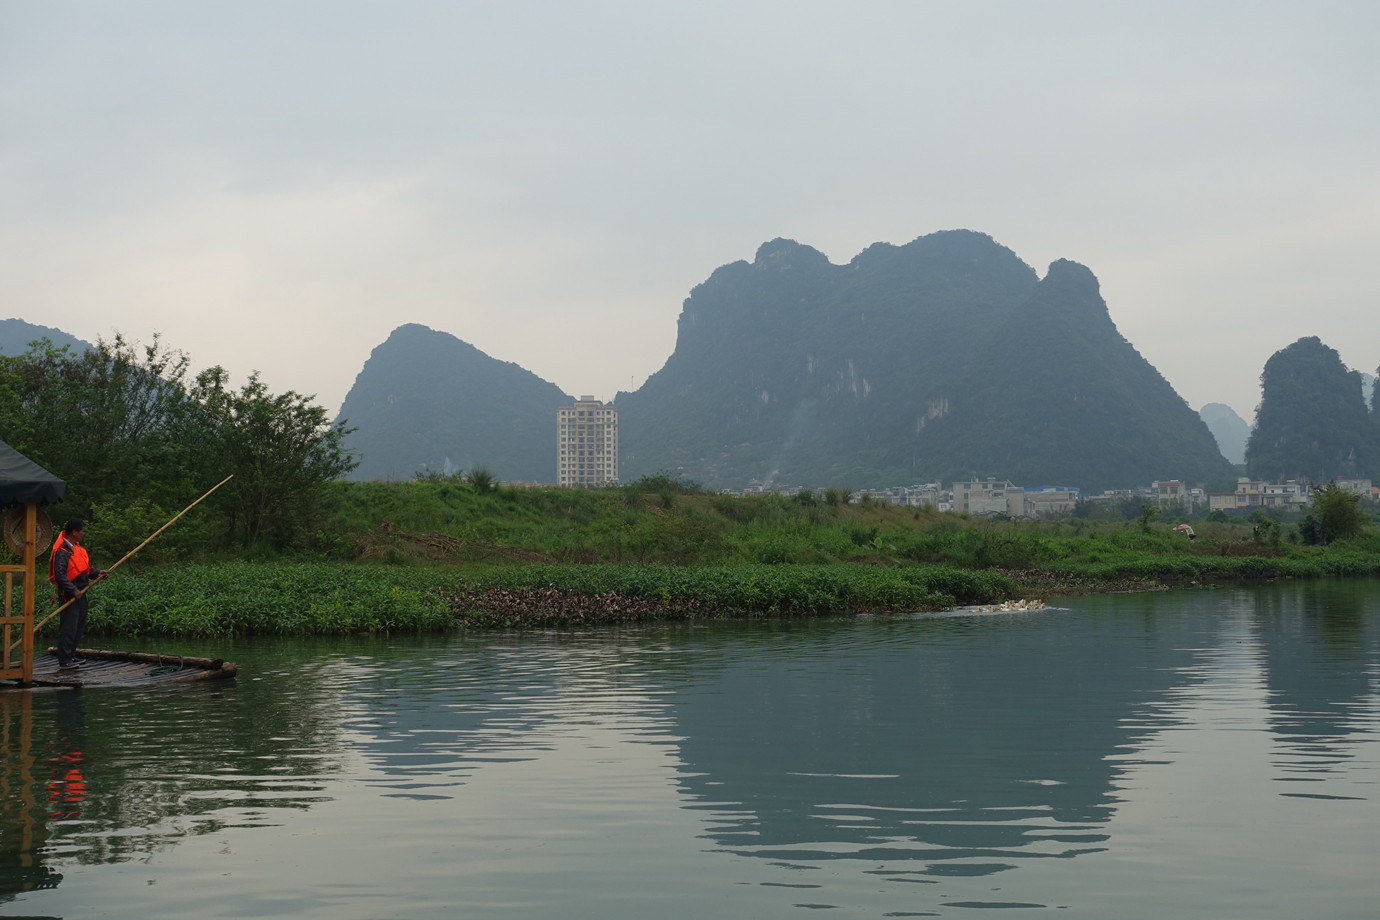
{"left": 47, "top": 750, "right": 87, "bottom": 821}
{"left": 47, "top": 691, "right": 88, "bottom": 823}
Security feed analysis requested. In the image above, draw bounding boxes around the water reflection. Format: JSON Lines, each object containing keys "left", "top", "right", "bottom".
{"left": 1255, "top": 582, "right": 1380, "bottom": 794}
{"left": 0, "top": 691, "right": 64, "bottom": 897}
{"left": 335, "top": 637, "right": 688, "bottom": 798}
{"left": 1, "top": 584, "right": 1377, "bottom": 917}
{"left": 666, "top": 611, "right": 1199, "bottom": 879}
{"left": 1, "top": 657, "right": 348, "bottom": 903}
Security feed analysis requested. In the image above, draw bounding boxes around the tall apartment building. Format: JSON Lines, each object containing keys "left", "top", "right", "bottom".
{"left": 556, "top": 397, "right": 618, "bottom": 487}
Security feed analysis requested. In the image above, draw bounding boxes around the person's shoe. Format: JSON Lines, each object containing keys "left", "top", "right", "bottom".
{"left": 57, "top": 661, "right": 80, "bottom": 671}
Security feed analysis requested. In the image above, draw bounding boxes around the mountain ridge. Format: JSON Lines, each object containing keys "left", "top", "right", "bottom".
{"left": 1199, "top": 403, "right": 1251, "bottom": 466}
{"left": 1246, "top": 336, "right": 1380, "bottom": 483}
{"left": 337, "top": 323, "right": 571, "bottom": 482}
{"left": 613, "top": 231, "right": 1231, "bottom": 491}
{"left": 0, "top": 318, "right": 92, "bottom": 356}
{"left": 4, "top": 230, "right": 1301, "bottom": 492}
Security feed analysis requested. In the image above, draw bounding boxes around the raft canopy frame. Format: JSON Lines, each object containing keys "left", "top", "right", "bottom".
{"left": 0, "top": 439, "right": 66, "bottom": 684}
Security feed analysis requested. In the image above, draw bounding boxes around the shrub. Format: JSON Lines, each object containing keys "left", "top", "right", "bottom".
{"left": 467, "top": 467, "right": 496, "bottom": 493}
{"left": 1299, "top": 482, "right": 1368, "bottom": 546}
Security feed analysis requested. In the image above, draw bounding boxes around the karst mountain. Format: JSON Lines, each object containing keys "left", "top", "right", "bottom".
{"left": 613, "top": 231, "right": 1231, "bottom": 492}
{"left": 339, "top": 231, "right": 1236, "bottom": 491}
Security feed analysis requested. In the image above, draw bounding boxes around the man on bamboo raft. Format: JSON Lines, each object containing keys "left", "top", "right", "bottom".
{"left": 49, "top": 518, "right": 108, "bottom": 671}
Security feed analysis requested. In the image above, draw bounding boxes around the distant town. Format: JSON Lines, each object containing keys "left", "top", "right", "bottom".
{"left": 552, "top": 396, "right": 1373, "bottom": 517}
{"left": 715, "top": 476, "right": 1376, "bottom": 517}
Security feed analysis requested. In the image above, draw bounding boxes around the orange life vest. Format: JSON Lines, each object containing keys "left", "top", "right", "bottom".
{"left": 48, "top": 532, "right": 90, "bottom": 593}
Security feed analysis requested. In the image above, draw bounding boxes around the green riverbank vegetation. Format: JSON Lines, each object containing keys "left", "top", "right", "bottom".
{"left": 47, "top": 474, "right": 1380, "bottom": 638}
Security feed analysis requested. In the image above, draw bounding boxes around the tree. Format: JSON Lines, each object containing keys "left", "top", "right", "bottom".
{"left": 0, "top": 335, "right": 356, "bottom": 554}
{"left": 0, "top": 334, "right": 196, "bottom": 516}
{"left": 1298, "top": 481, "right": 1368, "bottom": 546}
{"left": 189, "top": 367, "right": 357, "bottom": 550}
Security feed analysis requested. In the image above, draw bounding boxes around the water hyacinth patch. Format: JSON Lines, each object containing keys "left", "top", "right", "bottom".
{"left": 85, "top": 562, "right": 457, "bottom": 637}
{"left": 441, "top": 564, "right": 1015, "bottom": 626}
{"left": 76, "top": 561, "right": 1017, "bottom": 637}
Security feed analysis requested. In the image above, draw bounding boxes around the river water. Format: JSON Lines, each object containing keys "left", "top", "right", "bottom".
{"left": 2, "top": 581, "right": 1378, "bottom": 918}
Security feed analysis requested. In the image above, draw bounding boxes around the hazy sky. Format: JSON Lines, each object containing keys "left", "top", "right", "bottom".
{"left": 3, "top": 2, "right": 1376, "bottom": 424}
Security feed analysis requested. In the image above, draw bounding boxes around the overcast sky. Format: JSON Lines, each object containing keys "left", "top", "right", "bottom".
{"left": 2, "top": 2, "right": 1376, "bottom": 424}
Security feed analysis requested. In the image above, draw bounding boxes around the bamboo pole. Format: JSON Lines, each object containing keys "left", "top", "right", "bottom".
{"left": 10, "top": 475, "right": 233, "bottom": 653}
{"left": 42, "top": 646, "right": 229, "bottom": 670}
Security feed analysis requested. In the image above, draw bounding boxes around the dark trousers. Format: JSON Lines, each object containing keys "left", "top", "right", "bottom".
{"left": 56, "top": 594, "right": 88, "bottom": 665}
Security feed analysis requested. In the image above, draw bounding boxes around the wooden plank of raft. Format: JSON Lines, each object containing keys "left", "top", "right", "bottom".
{"left": 16, "top": 651, "right": 237, "bottom": 687}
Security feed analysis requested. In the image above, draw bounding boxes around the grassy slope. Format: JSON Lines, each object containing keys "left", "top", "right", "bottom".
{"left": 315, "top": 478, "right": 1380, "bottom": 573}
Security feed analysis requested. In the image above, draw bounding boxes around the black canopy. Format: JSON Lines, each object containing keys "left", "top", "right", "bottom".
{"left": 0, "top": 439, "right": 66, "bottom": 507}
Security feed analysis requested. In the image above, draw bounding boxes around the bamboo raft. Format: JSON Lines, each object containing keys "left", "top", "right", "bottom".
{"left": 3, "top": 647, "right": 238, "bottom": 688}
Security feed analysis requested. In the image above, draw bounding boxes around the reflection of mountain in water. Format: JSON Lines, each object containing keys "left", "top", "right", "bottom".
{"left": 331, "top": 612, "right": 1233, "bottom": 876}
{"left": 335, "top": 636, "right": 677, "bottom": 796}
{"left": 1253, "top": 582, "right": 1380, "bottom": 792}
{"left": 668, "top": 611, "right": 1206, "bottom": 873}
{"left": 337, "top": 644, "right": 558, "bottom": 794}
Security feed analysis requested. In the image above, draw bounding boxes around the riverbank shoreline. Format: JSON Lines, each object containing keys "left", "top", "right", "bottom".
{"left": 442, "top": 567, "right": 1341, "bottom": 629}
{"left": 1001, "top": 568, "right": 1195, "bottom": 597}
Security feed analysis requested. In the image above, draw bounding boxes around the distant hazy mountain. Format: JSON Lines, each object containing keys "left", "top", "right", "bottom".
{"left": 1199, "top": 403, "right": 1251, "bottom": 466}
{"left": 615, "top": 232, "right": 1232, "bottom": 492}
{"left": 0, "top": 318, "right": 91, "bottom": 355}
{"left": 1247, "top": 336, "right": 1380, "bottom": 483}
{"left": 337, "top": 324, "right": 572, "bottom": 482}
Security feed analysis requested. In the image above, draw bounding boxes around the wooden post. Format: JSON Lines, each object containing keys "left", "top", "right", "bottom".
{"left": 22, "top": 501, "right": 35, "bottom": 684}
{"left": 2, "top": 571, "right": 10, "bottom": 673}
{"left": 0, "top": 501, "right": 39, "bottom": 683}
